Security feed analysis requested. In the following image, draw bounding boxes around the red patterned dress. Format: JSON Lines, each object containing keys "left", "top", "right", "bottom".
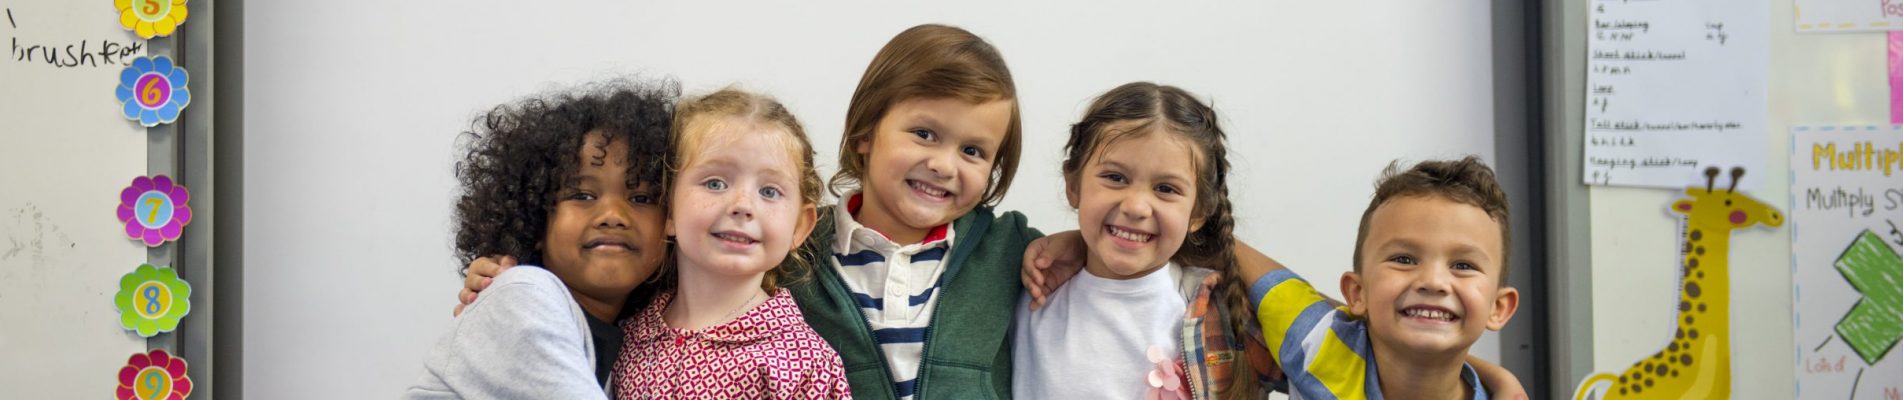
{"left": 614, "top": 288, "right": 852, "bottom": 399}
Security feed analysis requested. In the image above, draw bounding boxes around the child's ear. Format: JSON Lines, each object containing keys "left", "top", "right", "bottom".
{"left": 1064, "top": 175, "right": 1081, "bottom": 209}
{"left": 791, "top": 203, "right": 819, "bottom": 249}
{"left": 854, "top": 134, "right": 872, "bottom": 155}
{"left": 1339, "top": 271, "right": 1367, "bottom": 317}
{"left": 1486, "top": 286, "right": 1520, "bottom": 331}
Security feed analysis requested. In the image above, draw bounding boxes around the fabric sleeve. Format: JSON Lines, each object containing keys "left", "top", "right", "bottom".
{"left": 1245, "top": 269, "right": 1333, "bottom": 369}
{"left": 410, "top": 269, "right": 609, "bottom": 400}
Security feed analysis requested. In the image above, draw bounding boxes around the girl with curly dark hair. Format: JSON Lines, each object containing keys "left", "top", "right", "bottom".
{"left": 407, "top": 78, "right": 676, "bottom": 400}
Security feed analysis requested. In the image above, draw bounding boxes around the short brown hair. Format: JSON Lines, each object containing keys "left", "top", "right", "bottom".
{"left": 669, "top": 88, "right": 823, "bottom": 291}
{"left": 829, "top": 23, "right": 1021, "bottom": 207}
{"left": 1351, "top": 156, "right": 1511, "bottom": 284}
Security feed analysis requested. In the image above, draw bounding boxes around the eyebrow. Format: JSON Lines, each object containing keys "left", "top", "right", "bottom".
{"left": 1098, "top": 160, "right": 1192, "bottom": 184}
{"left": 687, "top": 156, "right": 795, "bottom": 182}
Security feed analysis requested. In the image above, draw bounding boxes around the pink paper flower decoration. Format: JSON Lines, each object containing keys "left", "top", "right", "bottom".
{"left": 117, "top": 175, "right": 192, "bottom": 247}
{"left": 117, "top": 349, "right": 192, "bottom": 400}
{"left": 1145, "top": 345, "right": 1190, "bottom": 400}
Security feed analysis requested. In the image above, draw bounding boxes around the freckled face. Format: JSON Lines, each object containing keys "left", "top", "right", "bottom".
{"left": 667, "top": 123, "right": 818, "bottom": 281}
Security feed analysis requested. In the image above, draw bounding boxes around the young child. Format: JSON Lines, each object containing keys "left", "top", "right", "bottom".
{"left": 1249, "top": 157, "right": 1520, "bottom": 399}
{"left": 407, "top": 79, "right": 677, "bottom": 399}
{"left": 611, "top": 88, "right": 851, "bottom": 398}
{"left": 456, "top": 23, "right": 1308, "bottom": 400}
{"left": 1012, "top": 82, "right": 1276, "bottom": 400}
{"left": 782, "top": 23, "right": 1044, "bottom": 400}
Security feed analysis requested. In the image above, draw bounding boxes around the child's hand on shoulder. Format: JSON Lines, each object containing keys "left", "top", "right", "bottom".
{"left": 1021, "top": 231, "right": 1086, "bottom": 310}
{"left": 452, "top": 255, "right": 518, "bottom": 316}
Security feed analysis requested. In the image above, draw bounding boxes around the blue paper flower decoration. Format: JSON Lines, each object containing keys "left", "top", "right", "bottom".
{"left": 117, "top": 55, "right": 191, "bottom": 127}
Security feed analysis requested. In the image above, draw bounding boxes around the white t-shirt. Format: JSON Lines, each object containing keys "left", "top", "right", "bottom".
{"left": 1011, "top": 263, "right": 1188, "bottom": 400}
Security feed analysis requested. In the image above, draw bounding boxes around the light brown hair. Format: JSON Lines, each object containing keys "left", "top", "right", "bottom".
{"left": 669, "top": 88, "right": 824, "bottom": 291}
{"left": 829, "top": 23, "right": 1021, "bottom": 207}
{"left": 1352, "top": 156, "right": 1512, "bottom": 284}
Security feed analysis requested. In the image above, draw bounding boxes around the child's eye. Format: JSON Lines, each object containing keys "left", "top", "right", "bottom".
{"left": 760, "top": 186, "right": 782, "bottom": 200}
{"left": 702, "top": 179, "right": 728, "bottom": 191}
{"left": 1155, "top": 184, "right": 1180, "bottom": 195}
{"left": 566, "top": 191, "right": 597, "bottom": 201}
{"left": 962, "top": 145, "right": 984, "bottom": 159}
{"left": 630, "top": 193, "right": 657, "bottom": 205}
{"left": 1100, "top": 172, "right": 1127, "bottom": 184}
{"left": 1453, "top": 262, "right": 1479, "bottom": 271}
{"left": 911, "top": 129, "right": 936, "bottom": 141}
{"left": 1389, "top": 255, "right": 1416, "bottom": 265}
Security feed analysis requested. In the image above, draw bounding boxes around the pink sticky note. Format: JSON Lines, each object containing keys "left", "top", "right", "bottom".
{"left": 1892, "top": 31, "right": 1903, "bottom": 124}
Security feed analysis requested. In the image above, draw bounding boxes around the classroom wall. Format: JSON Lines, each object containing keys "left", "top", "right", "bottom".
{"left": 0, "top": 0, "right": 153, "bottom": 397}
{"left": 242, "top": 1, "right": 1501, "bottom": 397}
{"left": 1582, "top": 0, "right": 1892, "bottom": 397}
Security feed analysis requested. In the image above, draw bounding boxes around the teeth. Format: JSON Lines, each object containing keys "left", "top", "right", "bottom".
{"left": 909, "top": 180, "right": 949, "bottom": 197}
{"left": 1107, "top": 226, "right": 1153, "bottom": 242}
{"left": 715, "top": 233, "right": 755, "bottom": 244}
{"left": 1404, "top": 308, "right": 1456, "bottom": 321}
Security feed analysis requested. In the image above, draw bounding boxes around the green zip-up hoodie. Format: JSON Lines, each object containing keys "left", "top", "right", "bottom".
{"left": 789, "top": 206, "right": 1039, "bottom": 400}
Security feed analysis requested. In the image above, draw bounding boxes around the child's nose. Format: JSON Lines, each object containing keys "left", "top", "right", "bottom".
{"left": 727, "top": 191, "right": 755, "bottom": 218}
{"left": 596, "top": 201, "right": 631, "bottom": 229}
{"left": 1117, "top": 197, "right": 1152, "bottom": 220}
{"left": 928, "top": 150, "right": 956, "bottom": 178}
{"left": 1412, "top": 266, "right": 1454, "bottom": 295}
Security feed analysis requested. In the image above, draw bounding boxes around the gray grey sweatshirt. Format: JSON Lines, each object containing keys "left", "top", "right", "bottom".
{"left": 404, "top": 267, "right": 612, "bottom": 400}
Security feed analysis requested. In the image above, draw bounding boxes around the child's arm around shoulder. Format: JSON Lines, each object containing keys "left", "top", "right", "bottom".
{"left": 409, "top": 267, "right": 608, "bottom": 400}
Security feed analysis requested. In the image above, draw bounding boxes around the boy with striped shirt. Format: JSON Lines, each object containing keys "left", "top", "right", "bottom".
{"left": 1246, "top": 157, "right": 1521, "bottom": 400}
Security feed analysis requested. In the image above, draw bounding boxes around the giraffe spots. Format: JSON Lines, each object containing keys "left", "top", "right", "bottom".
{"left": 1620, "top": 388, "right": 1628, "bottom": 396}
{"left": 1689, "top": 329, "right": 1698, "bottom": 339}
{"left": 1689, "top": 257, "right": 1699, "bottom": 269}
{"left": 1686, "top": 315, "right": 1695, "bottom": 324}
{"left": 1679, "top": 301, "right": 1691, "bottom": 312}
{"left": 1676, "top": 327, "right": 1685, "bottom": 339}
{"left": 1698, "top": 303, "right": 1706, "bottom": 313}
{"left": 1695, "top": 246, "right": 1706, "bottom": 255}
{"left": 1668, "top": 341, "right": 1679, "bottom": 352}
{"left": 1644, "top": 362, "right": 1655, "bottom": 373}
{"left": 1691, "top": 230, "right": 1703, "bottom": 241}
{"left": 1697, "top": 271, "right": 1705, "bottom": 279}
{"left": 1680, "top": 354, "right": 1694, "bottom": 365}
{"left": 1645, "top": 378, "right": 1654, "bottom": 387}
{"left": 1631, "top": 384, "right": 1643, "bottom": 394}
{"left": 1686, "top": 281, "right": 1702, "bottom": 298}
{"left": 1657, "top": 364, "right": 1671, "bottom": 377}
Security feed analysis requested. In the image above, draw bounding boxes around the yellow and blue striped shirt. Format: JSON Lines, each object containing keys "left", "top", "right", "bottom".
{"left": 1247, "top": 269, "right": 1488, "bottom": 400}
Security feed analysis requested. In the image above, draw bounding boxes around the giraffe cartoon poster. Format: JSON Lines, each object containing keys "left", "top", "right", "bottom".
{"left": 1572, "top": 166, "right": 1785, "bottom": 399}
{"left": 1789, "top": 125, "right": 1903, "bottom": 399}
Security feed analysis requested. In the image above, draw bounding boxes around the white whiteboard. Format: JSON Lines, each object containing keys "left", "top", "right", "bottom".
{"left": 0, "top": 0, "right": 152, "bottom": 397}
{"left": 243, "top": 1, "right": 1498, "bottom": 397}
{"left": 1582, "top": 0, "right": 1895, "bottom": 396}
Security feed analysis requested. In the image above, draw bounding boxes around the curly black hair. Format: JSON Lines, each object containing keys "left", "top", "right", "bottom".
{"left": 452, "top": 78, "right": 679, "bottom": 270}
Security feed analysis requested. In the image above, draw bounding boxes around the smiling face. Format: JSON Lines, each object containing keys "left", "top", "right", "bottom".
{"left": 667, "top": 121, "right": 818, "bottom": 284}
{"left": 852, "top": 97, "right": 1013, "bottom": 243}
{"left": 541, "top": 132, "right": 669, "bottom": 317}
{"left": 1344, "top": 195, "right": 1518, "bottom": 359}
{"left": 1069, "top": 129, "right": 1204, "bottom": 280}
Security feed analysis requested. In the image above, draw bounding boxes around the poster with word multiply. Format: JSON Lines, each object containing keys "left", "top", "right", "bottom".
{"left": 1790, "top": 125, "right": 1903, "bottom": 399}
{"left": 1583, "top": 0, "right": 1768, "bottom": 189}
